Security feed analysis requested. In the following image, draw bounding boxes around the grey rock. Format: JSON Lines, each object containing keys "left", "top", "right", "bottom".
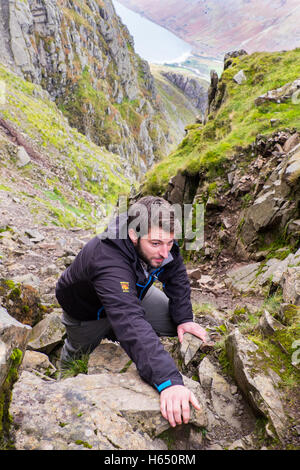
{"left": 11, "top": 371, "right": 167, "bottom": 450}
{"left": 225, "top": 263, "right": 260, "bottom": 293}
{"left": 180, "top": 333, "right": 203, "bottom": 366}
{"left": 226, "top": 250, "right": 300, "bottom": 296}
{"left": 224, "top": 50, "right": 248, "bottom": 69}
{"left": 198, "top": 357, "right": 243, "bottom": 431}
{"left": 226, "top": 328, "right": 288, "bottom": 440}
{"left": 283, "top": 133, "right": 300, "bottom": 153}
{"left": 0, "top": 306, "right": 31, "bottom": 446}
{"left": 255, "top": 78, "right": 300, "bottom": 106}
{"left": 228, "top": 433, "right": 255, "bottom": 450}
{"left": 16, "top": 146, "right": 31, "bottom": 168}
{"left": 162, "top": 71, "right": 208, "bottom": 112}
{"left": 21, "top": 350, "right": 56, "bottom": 375}
{"left": 285, "top": 149, "right": 300, "bottom": 185}
{"left": 259, "top": 310, "right": 285, "bottom": 337}
{"left": 180, "top": 333, "right": 214, "bottom": 366}
{"left": 281, "top": 266, "right": 300, "bottom": 305}
{"left": 27, "top": 312, "right": 65, "bottom": 354}
{"left": 88, "top": 341, "right": 135, "bottom": 375}
{"left": 11, "top": 369, "right": 207, "bottom": 449}
{"left": 187, "top": 268, "right": 202, "bottom": 280}
{"left": 40, "top": 264, "right": 59, "bottom": 276}
{"left": 241, "top": 143, "right": 299, "bottom": 246}
{"left": 233, "top": 70, "right": 247, "bottom": 85}
{"left": 25, "top": 229, "right": 44, "bottom": 243}
{"left": 12, "top": 273, "right": 40, "bottom": 289}
{"left": 165, "top": 171, "right": 187, "bottom": 205}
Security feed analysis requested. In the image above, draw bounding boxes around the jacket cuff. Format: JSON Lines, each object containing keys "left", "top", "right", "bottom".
{"left": 154, "top": 376, "right": 184, "bottom": 393}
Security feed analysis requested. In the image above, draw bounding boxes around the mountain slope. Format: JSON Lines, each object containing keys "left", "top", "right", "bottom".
{"left": 0, "top": 0, "right": 179, "bottom": 177}
{"left": 118, "top": 0, "right": 300, "bottom": 58}
{"left": 141, "top": 48, "right": 300, "bottom": 194}
{"left": 0, "top": 63, "right": 130, "bottom": 229}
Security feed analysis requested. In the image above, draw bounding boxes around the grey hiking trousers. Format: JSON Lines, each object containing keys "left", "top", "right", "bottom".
{"left": 60, "top": 285, "right": 177, "bottom": 363}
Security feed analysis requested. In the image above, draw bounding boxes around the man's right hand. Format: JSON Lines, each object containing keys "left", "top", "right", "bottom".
{"left": 160, "top": 384, "right": 201, "bottom": 427}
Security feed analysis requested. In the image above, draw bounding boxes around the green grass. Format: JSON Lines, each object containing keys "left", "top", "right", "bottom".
{"left": 59, "top": 354, "right": 89, "bottom": 379}
{"left": 141, "top": 48, "right": 300, "bottom": 195}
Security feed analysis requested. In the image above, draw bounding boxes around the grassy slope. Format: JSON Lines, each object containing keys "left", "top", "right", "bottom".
{"left": 142, "top": 48, "right": 300, "bottom": 194}
{"left": 0, "top": 63, "right": 131, "bottom": 229}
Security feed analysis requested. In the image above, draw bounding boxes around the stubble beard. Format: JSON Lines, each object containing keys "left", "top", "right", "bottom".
{"left": 135, "top": 238, "right": 162, "bottom": 268}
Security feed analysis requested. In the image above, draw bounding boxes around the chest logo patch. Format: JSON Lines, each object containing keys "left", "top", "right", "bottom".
{"left": 120, "top": 281, "right": 129, "bottom": 293}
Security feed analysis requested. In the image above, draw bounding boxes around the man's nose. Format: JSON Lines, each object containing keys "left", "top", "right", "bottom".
{"left": 159, "top": 244, "right": 169, "bottom": 259}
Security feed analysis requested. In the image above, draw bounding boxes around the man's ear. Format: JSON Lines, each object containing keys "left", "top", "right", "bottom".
{"left": 128, "top": 228, "right": 138, "bottom": 245}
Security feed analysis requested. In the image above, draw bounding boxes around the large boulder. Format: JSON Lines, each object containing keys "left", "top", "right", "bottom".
{"left": 10, "top": 368, "right": 208, "bottom": 450}
{"left": 225, "top": 262, "right": 261, "bottom": 294}
{"left": 233, "top": 70, "right": 247, "bottom": 85}
{"left": 10, "top": 371, "right": 167, "bottom": 450}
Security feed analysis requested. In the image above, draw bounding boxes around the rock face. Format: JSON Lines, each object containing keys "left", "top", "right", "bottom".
{"left": 161, "top": 71, "right": 208, "bottom": 115}
{"left": 0, "top": 0, "right": 172, "bottom": 175}
{"left": 241, "top": 142, "right": 300, "bottom": 248}
{"left": 163, "top": 128, "right": 300, "bottom": 270}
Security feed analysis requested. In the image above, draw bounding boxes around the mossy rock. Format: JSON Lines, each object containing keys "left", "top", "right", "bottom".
{"left": 0, "top": 349, "right": 23, "bottom": 449}
{"left": 279, "top": 303, "right": 300, "bottom": 326}
{"left": 0, "top": 279, "right": 49, "bottom": 326}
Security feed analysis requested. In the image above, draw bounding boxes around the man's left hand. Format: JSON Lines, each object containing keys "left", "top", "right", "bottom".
{"left": 177, "top": 321, "right": 209, "bottom": 343}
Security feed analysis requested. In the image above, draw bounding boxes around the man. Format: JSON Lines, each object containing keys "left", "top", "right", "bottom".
{"left": 56, "top": 196, "right": 208, "bottom": 428}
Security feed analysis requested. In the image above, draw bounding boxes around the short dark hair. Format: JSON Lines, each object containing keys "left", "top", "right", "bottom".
{"left": 127, "top": 196, "right": 180, "bottom": 238}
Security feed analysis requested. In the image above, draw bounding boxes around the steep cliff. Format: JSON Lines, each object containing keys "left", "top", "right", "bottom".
{"left": 0, "top": 0, "right": 179, "bottom": 176}
{"left": 160, "top": 69, "right": 208, "bottom": 116}
{"left": 150, "top": 64, "right": 209, "bottom": 146}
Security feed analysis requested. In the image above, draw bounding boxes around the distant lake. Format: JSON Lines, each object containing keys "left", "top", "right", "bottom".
{"left": 112, "top": 0, "right": 192, "bottom": 64}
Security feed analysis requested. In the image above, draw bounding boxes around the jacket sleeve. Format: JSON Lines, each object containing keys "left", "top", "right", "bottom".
{"left": 90, "top": 257, "right": 184, "bottom": 392}
{"left": 162, "top": 255, "right": 194, "bottom": 326}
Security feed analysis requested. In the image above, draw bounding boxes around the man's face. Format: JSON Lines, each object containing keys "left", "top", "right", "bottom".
{"left": 130, "top": 227, "right": 174, "bottom": 268}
